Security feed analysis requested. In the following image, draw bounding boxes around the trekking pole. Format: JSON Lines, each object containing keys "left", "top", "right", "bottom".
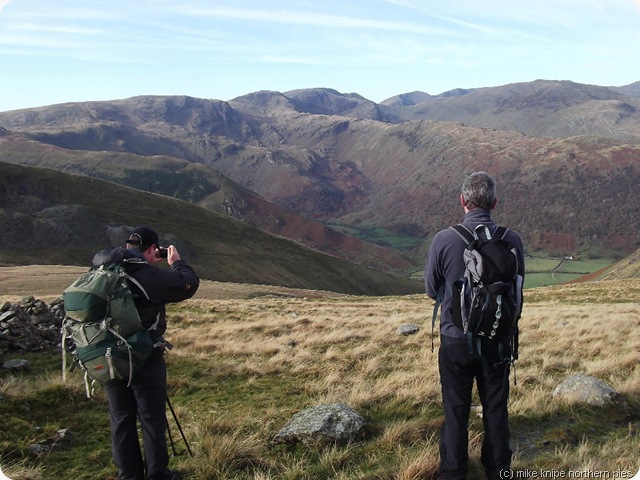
{"left": 166, "top": 395, "right": 194, "bottom": 457}
{"left": 166, "top": 414, "right": 178, "bottom": 456}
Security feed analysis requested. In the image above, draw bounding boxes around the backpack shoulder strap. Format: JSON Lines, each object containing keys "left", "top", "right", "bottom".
{"left": 118, "top": 258, "right": 150, "bottom": 300}
{"left": 431, "top": 284, "right": 444, "bottom": 353}
{"left": 119, "top": 267, "right": 160, "bottom": 331}
{"left": 449, "top": 224, "right": 474, "bottom": 244}
{"left": 123, "top": 273, "right": 150, "bottom": 300}
{"left": 493, "top": 225, "right": 509, "bottom": 240}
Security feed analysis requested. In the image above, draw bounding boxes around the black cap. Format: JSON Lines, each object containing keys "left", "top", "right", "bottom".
{"left": 125, "top": 226, "right": 159, "bottom": 248}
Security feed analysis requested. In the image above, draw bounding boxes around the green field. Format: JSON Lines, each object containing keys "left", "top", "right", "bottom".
{"left": 524, "top": 257, "right": 613, "bottom": 288}
{"left": 324, "top": 221, "right": 617, "bottom": 290}
{"left": 324, "top": 222, "right": 425, "bottom": 251}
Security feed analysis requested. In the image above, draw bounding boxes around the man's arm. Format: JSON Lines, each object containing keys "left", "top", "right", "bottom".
{"left": 424, "top": 233, "right": 444, "bottom": 299}
{"left": 143, "top": 246, "right": 200, "bottom": 304}
{"left": 167, "top": 260, "right": 200, "bottom": 301}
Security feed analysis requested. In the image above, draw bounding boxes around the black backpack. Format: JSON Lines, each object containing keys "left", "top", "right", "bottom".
{"left": 432, "top": 224, "right": 523, "bottom": 364}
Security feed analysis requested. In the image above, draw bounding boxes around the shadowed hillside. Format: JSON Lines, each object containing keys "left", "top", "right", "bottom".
{"left": 0, "top": 161, "right": 422, "bottom": 296}
{"left": 0, "top": 129, "right": 417, "bottom": 274}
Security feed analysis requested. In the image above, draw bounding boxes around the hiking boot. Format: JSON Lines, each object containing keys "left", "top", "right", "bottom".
{"left": 147, "top": 471, "right": 182, "bottom": 480}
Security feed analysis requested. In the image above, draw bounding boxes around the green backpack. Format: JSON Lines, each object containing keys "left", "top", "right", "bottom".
{"left": 62, "top": 261, "right": 155, "bottom": 396}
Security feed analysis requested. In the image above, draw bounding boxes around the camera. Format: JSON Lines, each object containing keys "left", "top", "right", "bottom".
{"left": 157, "top": 247, "right": 168, "bottom": 258}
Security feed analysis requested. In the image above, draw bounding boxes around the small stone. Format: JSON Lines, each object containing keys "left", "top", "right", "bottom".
{"left": 397, "top": 324, "right": 420, "bottom": 336}
{"left": 2, "top": 359, "right": 30, "bottom": 371}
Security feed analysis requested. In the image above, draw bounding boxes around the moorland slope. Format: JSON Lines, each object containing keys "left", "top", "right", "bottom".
{"left": 0, "top": 161, "right": 422, "bottom": 296}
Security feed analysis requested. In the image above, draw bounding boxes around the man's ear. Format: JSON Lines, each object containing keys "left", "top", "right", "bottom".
{"left": 491, "top": 197, "right": 498, "bottom": 209}
{"left": 141, "top": 244, "right": 161, "bottom": 264}
{"left": 460, "top": 194, "right": 467, "bottom": 208}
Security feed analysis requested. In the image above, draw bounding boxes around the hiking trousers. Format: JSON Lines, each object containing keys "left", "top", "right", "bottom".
{"left": 438, "top": 336, "right": 512, "bottom": 480}
{"left": 105, "top": 347, "right": 173, "bottom": 480}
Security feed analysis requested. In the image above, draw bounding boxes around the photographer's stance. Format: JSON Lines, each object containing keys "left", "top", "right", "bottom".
{"left": 92, "top": 226, "right": 199, "bottom": 480}
{"left": 424, "top": 172, "right": 525, "bottom": 480}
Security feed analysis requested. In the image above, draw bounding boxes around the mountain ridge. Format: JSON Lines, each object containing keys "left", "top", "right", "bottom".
{"left": 1, "top": 78, "right": 639, "bottom": 268}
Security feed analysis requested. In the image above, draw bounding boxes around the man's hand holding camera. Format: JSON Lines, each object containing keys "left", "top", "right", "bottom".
{"left": 154, "top": 245, "right": 181, "bottom": 265}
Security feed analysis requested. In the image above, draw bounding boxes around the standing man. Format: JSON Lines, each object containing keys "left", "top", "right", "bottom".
{"left": 424, "top": 172, "right": 525, "bottom": 480}
{"left": 92, "top": 226, "right": 199, "bottom": 480}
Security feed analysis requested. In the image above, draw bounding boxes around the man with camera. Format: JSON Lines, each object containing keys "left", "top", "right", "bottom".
{"left": 92, "top": 225, "right": 199, "bottom": 480}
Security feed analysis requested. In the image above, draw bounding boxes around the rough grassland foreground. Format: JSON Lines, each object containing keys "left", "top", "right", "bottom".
{"left": 0, "top": 267, "right": 638, "bottom": 479}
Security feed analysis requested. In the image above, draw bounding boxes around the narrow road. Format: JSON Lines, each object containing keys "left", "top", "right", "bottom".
{"left": 551, "top": 259, "right": 566, "bottom": 280}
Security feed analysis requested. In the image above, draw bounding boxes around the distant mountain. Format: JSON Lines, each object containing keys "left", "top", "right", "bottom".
{"left": 1, "top": 79, "right": 639, "bottom": 265}
{"left": 380, "top": 91, "right": 430, "bottom": 107}
{"left": 283, "top": 88, "right": 387, "bottom": 120}
{"left": 379, "top": 80, "right": 640, "bottom": 142}
{"left": 609, "top": 81, "right": 640, "bottom": 99}
{"left": 379, "top": 88, "right": 471, "bottom": 107}
{"left": 0, "top": 161, "right": 422, "bottom": 296}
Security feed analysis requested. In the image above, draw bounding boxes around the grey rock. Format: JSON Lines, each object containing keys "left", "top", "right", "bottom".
{"left": 552, "top": 373, "right": 618, "bottom": 406}
{"left": 29, "top": 428, "right": 72, "bottom": 456}
{"left": 274, "top": 403, "right": 366, "bottom": 445}
{"left": 0, "top": 310, "right": 16, "bottom": 322}
{"left": 397, "top": 324, "right": 420, "bottom": 335}
{"left": 2, "top": 358, "right": 30, "bottom": 371}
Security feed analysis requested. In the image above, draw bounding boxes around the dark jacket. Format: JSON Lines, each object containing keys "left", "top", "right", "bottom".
{"left": 92, "top": 247, "right": 199, "bottom": 341}
{"left": 424, "top": 209, "right": 525, "bottom": 339}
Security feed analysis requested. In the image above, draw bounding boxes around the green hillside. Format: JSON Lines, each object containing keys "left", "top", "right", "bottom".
{"left": 0, "top": 161, "right": 422, "bottom": 296}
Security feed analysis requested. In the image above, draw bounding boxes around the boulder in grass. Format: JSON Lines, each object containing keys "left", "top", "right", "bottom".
{"left": 552, "top": 374, "right": 618, "bottom": 406}
{"left": 2, "top": 358, "right": 30, "bottom": 372}
{"left": 273, "top": 403, "right": 366, "bottom": 445}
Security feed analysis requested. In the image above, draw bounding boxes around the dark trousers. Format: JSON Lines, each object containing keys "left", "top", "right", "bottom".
{"left": 104, "top": 348, "right": 171, "bottom": 480}
{"left": 438, "top": 336, "right": 512, "bottom": 480}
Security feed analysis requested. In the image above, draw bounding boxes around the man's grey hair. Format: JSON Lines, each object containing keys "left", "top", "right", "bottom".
{"left": 461, "top": 171, "right": 496, "bottom": 211}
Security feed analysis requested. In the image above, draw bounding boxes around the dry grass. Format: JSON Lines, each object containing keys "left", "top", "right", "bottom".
{"left": 1, "top": 267, "right": 639, "bottom": 478}
{"left": 166, "top": 280, "right": 639, "bottom": 477}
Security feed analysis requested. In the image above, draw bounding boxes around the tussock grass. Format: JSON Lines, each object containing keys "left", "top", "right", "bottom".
{"left": 1, "top": 277, "right": 639, "bottom": 478}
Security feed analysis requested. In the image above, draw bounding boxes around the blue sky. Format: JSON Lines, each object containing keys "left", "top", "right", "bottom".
{"left": 1, "top": 0, "right": 639, "bottom": 112}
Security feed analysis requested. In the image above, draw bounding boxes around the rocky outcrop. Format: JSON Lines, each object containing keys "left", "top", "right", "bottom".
{"left": 0, "top": 296, "right": 64, "bottom": 361}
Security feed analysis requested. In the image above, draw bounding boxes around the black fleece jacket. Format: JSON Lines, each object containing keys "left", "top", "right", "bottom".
{"left": 92, "top": 247, "right": 199, "bottom": 342}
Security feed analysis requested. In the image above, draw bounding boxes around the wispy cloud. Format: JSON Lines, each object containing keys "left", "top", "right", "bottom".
{"left": 0, "top": 0, "right": 13, "bottom": 14}
{"left": 261, "top": 54, "right": 331, "bottom": 65}
{"left": 9, "top": 22, "right": 104, "bottom": 35}
{"left": 178, "top": 5, "right": 451, "bottom": 36}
